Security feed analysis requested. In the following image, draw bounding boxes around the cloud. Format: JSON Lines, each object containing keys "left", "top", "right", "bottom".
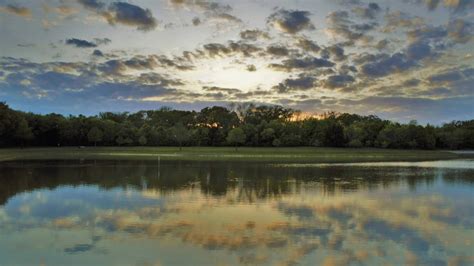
{"left": 169, "top": 0, "right": 240, "bottom": 27}
{"left": 266, "top": 45, "right": 290, "bottom": 57}
{"left": 360, "top": 53, "right": 417, "bottom": 77}
{"left": 77, "top": 0, "right": 105, "bottom": 11}
{"left": 246, "top": 64, "right": 257, "bottom": 72}
{"left": 352, "top": 2, "right": 381, "bottom": 19}
{"left": 359, "top": 39, "right": 436, "bottom": 78}
{"left": 428, "top": 68, "right": 468, "bottom": 84}
{"left": 322, "top": 74, "right": 355, "bottom": 89}
{"left": 273, "top": 75, "right": 316, "bottom": 93}
{"left": 295, "top": 38, "right": 320, "bottom": 53}
{"left": 407, "top": 25, "right": 448, "bottom": 43}
{"left": 443, "top": 0, "right": 474, "bottom": 11}
{"left": 338, "top": 95, "right": 474, "bottom": 122}
{"left": 210, "top": 13, "right": 242, "bottom": 24}
{"left": 103, "top": 2, "right": 157, "bottom": 31}
{"left": 269, "top": 56, "right": 335, "bottom": 72}
{"left": 66, "top": 38, "right": 97, "bottom": 48}
{"left": 198, "top": 41, "right": 261, "bottom": 58}
{"left": 383, "top": 11, "right": 425, "bottom": 32}
{"left": 203, "top": 86, "right": 241, "bottom": 94}
{"left": 321, "top": 45, "right": 346, "bottom": 61}
{"left": 267, "top": 9, "right": 315, "bottom": 34}
{"left": 77, "top": 1, "right": 157, "bottom": 31}
{"left": 414, "top": 0, "right": 474, "bottom": 11}
{"left": 240, "top": 29, "right": 270, "bottom": 41}
{"left": 192, "top": 17, "right": 201, "bottom": 26}
{"left": 92, "top": 50, "right": 104, "bottom": 57}
{"left": 94, "top": 38, "right": 112, "bottom": 45}
{"left": 325, "top": 11, "right": 373, "bottom": 44}
{"left": 169, "top": 0, "right": 231, "bottom": 13}
{"left": 447, "top": 19, "right": 473, "bottom": 44}
{"left": 0, "top": 4, "right": 32, "bottom": 18}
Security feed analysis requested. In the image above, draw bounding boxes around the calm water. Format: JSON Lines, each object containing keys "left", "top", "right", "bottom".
{"left": 0, "top": 160, "right": 473, "bottom": 266}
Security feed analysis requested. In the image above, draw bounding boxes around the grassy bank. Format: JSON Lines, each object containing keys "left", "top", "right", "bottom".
{"left": 0, "top": 147, "right": 466, "bottom": 163}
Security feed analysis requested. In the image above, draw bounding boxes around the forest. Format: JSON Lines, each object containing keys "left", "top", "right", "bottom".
{"left": 1, "top": 102, "right": 473, "bottom": 149}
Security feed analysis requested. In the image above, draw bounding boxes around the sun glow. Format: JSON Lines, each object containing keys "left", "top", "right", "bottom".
{"left": 180, "top": 58, "right": 286, "bottom": 92}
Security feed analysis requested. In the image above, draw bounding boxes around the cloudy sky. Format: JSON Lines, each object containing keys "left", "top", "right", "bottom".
{"left": 0, "top": 0, "right": 473, "bottom": 124}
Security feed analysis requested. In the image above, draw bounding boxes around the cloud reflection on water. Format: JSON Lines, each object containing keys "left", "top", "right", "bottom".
{"left": 0, "top": 160, "right": 473, "bottom": 265}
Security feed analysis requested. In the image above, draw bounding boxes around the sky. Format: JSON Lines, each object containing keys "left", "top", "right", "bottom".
{"left": 0, "top": 0, "right": 473, "bottom": 124}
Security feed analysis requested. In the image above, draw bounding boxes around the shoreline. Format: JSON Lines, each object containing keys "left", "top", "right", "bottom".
{"left": 0, "top": 147, "right": 467, "bottom": 164}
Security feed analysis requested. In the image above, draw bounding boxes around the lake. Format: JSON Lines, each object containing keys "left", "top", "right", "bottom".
{"left": 0, "top": 159, "right": 473, "bottom": 265}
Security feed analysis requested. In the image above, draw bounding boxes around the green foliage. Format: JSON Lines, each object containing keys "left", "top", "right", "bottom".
{"left": 138, "top": 135, "right": 147, "bottom": 146}
{"left": 0, "top": 102, "right": 473, "bottom": 149}
{"left": 14, "top": 118, "right": 34, "bottom": 145}
{"left": 87, "top": 127, "right": 103, "bottom": 146}
{"left": 226, "top": 128, "right": 246, "bottom": 150}
{"left": 170, "top": 123, "right": 191, "bottom": 149}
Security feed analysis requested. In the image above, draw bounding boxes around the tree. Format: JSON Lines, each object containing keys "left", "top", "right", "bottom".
{"left": 87, "top": 127, "right": 103, "bottom": 146}
{"left": 14, "top": 118, "right": 33, "bottom": 147}
{"left": 170, "top": 123, "right": 190, "bottom": 150}
{"left": 226, "top": 128, "right": 246, "bottom": 151}
{"left": 138, "top": 135, "right": 147, "bottom": 146}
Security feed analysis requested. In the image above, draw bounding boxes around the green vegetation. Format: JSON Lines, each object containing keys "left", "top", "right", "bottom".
{"left": 0, "top": 147, "right": 464, "bottom": 163}
{"left": 1, "top": 102, "right": 474, "bottom": 149}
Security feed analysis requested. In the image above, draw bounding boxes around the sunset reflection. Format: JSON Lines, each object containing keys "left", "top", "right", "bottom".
{"left": 0, "top": 160, "right": 473, "bottom": 265}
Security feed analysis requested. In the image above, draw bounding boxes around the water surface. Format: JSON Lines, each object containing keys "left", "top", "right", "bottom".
{"left": 0, "top": 160, "right": 473, "bottom": 265}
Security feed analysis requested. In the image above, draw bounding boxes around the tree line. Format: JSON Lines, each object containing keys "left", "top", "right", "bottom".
{"left": 1, "top": 102, "right": 473, "bottom": 149}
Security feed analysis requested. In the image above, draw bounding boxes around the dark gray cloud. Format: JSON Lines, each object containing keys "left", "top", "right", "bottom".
{"left": 273, "top": 75, "right": 316, "bottom": 93}
{"left": 92, "top": 49, "right": 104, "bottom": 57}
{"left": 407, "top": 25, "right": 447, "bottom": 43}
{"left": 103, "top": 2, "right": 157, "bottom": 31}
{"left": 322, "top": 74, "right": 355, "bottom": 89}
{"left": 321, "top": 45, "right": 346, "bottom": 61}
{"left": 267, "top": 9, "right": 315, "bottom": 34}
{"left": 295, "top": 38, "right": 320, "bottom": 53}
{"left": 66, "top": 38, "right": 97, "bottom": 48}
{"left": 77, "top": 0, "right": 105, "bottom": 10}
{"left": 360, "top": 39, "right": 436, "bottom": 78}
{"left": 266, "top": 45, "right": 290, "bottom": 57}
{"left": 402, "top": 79, "right": 421, "bottom": 87}
{"left": 203, "top": 86, "right": 241, "bottom": 94}
{"left": 406, "top": 41, "right": 433, "bottom": 60}
{"left": 360, "top": 53, "right": 417, "bottom": 77}
{"left": 246, "top": 64, "right": 257, "bottom": 72}
{"left": 269, "top": 57, "right": 335, "bottom": 72}
{"left": 375, "top": 39, "right": 390, "bottom": 50}
{"left": 198, "top": 41, "right": 261, "bottom": 58}
{"left": 240, "top": 29, "right": 270, "bottom": 41}
{"left": 351, "top": 22, "right": 378, "bottom": 31}
{"left": 154, "top": 55, "right": 195, "bottom": 71}
{"left": 192, "top": 17, "right": 201, "bottom": 26}
{"left": 77, "top": 1, "right": 157, "bottom": 31}
{"left": 428, "top": 69, "right": 466, "bottom": 84}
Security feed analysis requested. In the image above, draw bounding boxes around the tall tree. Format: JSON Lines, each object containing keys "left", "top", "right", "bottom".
{"left": 226, "top": 128, "right": 246, "bottom": 151}
{"left": 14, "top": 118, "right": 33, "bottom": 147}
{"left": 87, "top": 127, "right": 103, "bottom": 146}
{"left": 170, "top": 123, "right": 190, "bottom": 150}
